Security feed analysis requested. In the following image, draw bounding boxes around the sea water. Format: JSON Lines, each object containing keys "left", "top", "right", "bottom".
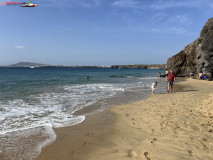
{"left": 0, "top": 67, "right": 166, "bottom": 159}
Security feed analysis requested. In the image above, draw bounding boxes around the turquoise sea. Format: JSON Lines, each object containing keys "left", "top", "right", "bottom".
{"left": 0, "top": 67, "right": 166, "bottom": 159}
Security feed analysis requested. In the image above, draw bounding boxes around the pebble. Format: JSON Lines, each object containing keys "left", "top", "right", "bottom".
{"left": 129, "top": 150, "right": 137, "bottom": 157}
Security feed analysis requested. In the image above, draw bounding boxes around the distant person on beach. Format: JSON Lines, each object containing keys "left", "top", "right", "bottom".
{"left": 151, "top": 81, "right": 158, "bottom": 95}
{"left": 86, "top": 76, "right": 89, "bottom": 80}
{"left": 189, "top": 72, "right": 194, "bottom": 78}
{"left": 167, "top": 70, "right": 176, "bottom": 92}
{"left": 197, "top": 73, "right": 202, "bottom": 80}
{"left": 165, "top": 69, "right": 168, "bottom": 81}
{"left": 165, "top": 69, "right": 168, "bottom": 77}
{"left": 158, "top": 72, "right": 161, "bottom": 78}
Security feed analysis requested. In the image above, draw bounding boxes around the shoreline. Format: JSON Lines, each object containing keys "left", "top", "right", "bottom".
{"left": 35, "top": 109, "right": 117, "bottom": 160}
{"left": 36, "top": 78, "right": 213, "bottom": 160}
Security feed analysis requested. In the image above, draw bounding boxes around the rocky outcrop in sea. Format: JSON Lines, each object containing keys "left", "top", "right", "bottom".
{"left": 167, "top": 18, "right": 213, "bottom": 80}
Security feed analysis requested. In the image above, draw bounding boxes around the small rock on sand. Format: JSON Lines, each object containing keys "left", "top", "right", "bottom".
{"left": 128, "top": 150, "right": 137, "bottom": 157}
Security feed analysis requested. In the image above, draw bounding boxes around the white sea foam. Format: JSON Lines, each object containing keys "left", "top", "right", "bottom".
{"left": 138, "top": 77, "right": 159, "bottom": 80}
{"left": 0, "top": 83, "right": 124, "bottom": 134}
{"left": 33, "top": 126, "right": 57, "bottom": 159}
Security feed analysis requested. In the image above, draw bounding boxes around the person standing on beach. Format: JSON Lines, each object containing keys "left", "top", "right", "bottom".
{"left": 167, "top": 70, "right": 176, "bottom": 92}
{"left": 151, "top": 81, "right": 158, "bottom": 95}
{"left": 165, "top": 69, "right": 168, "bottom": 77}
{"left": 165, "top": 69, "right": 168, "bottom": 81}
{"left": 197, "top": 72, "right": 202, "bottom": 80}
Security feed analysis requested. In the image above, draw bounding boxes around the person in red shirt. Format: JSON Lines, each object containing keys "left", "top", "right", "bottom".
{"left": 167, "top": 70, "right": 176, "bottom": 92}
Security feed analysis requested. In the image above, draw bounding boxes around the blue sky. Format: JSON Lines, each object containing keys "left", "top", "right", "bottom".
{"left": 0, "top": 0, "right": 213, "bottom": 66}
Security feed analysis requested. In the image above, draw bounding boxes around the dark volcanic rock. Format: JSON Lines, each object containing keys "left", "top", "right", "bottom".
{"left": 167, "top": 18, "right": 213, "bottom": 80}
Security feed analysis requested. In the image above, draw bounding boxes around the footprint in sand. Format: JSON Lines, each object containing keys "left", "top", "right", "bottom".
{"left": 113, "top": 149, "right": 119, "bottom": 153}
{"left": 144, "top": 152, "right": 151, "bottom": 160}
{"left": 151, "top": 129, "right": 155, "bottom": 135}
{"left": 97, "top": 127, "right": 103, "bottom": 131}
{"left": 188, "top": 150, "right": 193, "bottom": 156}
{"left": 151, "top": 138, "right": 157, "bottom": 144}
{"left": 86, "top": 133, "right": 94, "bottom": 137}
{"left": 82, "top": 141, "right": 94, "bottom": 146}
{"left": 83, "top": 141, "right": 89, "bottom": 146}
{"left": 69, "top": 151, "right": 79, "bottom": 156}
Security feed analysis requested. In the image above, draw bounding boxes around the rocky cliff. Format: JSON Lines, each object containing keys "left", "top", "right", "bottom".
{"left": 167, "top": 18, "right": 213, "bottom": 80}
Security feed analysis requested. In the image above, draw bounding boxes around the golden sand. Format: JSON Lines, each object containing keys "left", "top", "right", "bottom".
{"left": 36, "top": 78, "right": 213, "bottom": 160}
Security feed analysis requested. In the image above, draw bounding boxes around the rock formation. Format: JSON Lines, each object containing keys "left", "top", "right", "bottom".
{"left": 167, "top": 18, "right": 213, "bottom": 80}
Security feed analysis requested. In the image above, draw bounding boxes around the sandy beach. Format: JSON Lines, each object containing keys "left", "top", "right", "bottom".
{"left": 36, "top": 78, "right": 213, "bottom": 160}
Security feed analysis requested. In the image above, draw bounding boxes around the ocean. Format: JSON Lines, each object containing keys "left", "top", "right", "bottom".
{"left": 0, "top": 67, "right": 166, "bottom": 159}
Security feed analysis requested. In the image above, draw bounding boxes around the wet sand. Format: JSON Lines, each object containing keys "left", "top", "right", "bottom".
{"left": 36, "top": 78, "right": 213, "bottom": 160}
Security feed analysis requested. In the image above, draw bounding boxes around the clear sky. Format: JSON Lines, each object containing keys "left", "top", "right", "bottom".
{"left": 0, "top": 0, "right": 213, "bottom": 66}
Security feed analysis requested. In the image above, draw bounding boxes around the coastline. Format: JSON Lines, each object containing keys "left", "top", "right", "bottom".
{"left": 35, "top": 109, "right": 117, "bottom": 160}
{"left": 36, "top": 78, "right": 213, "bottom": 160}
